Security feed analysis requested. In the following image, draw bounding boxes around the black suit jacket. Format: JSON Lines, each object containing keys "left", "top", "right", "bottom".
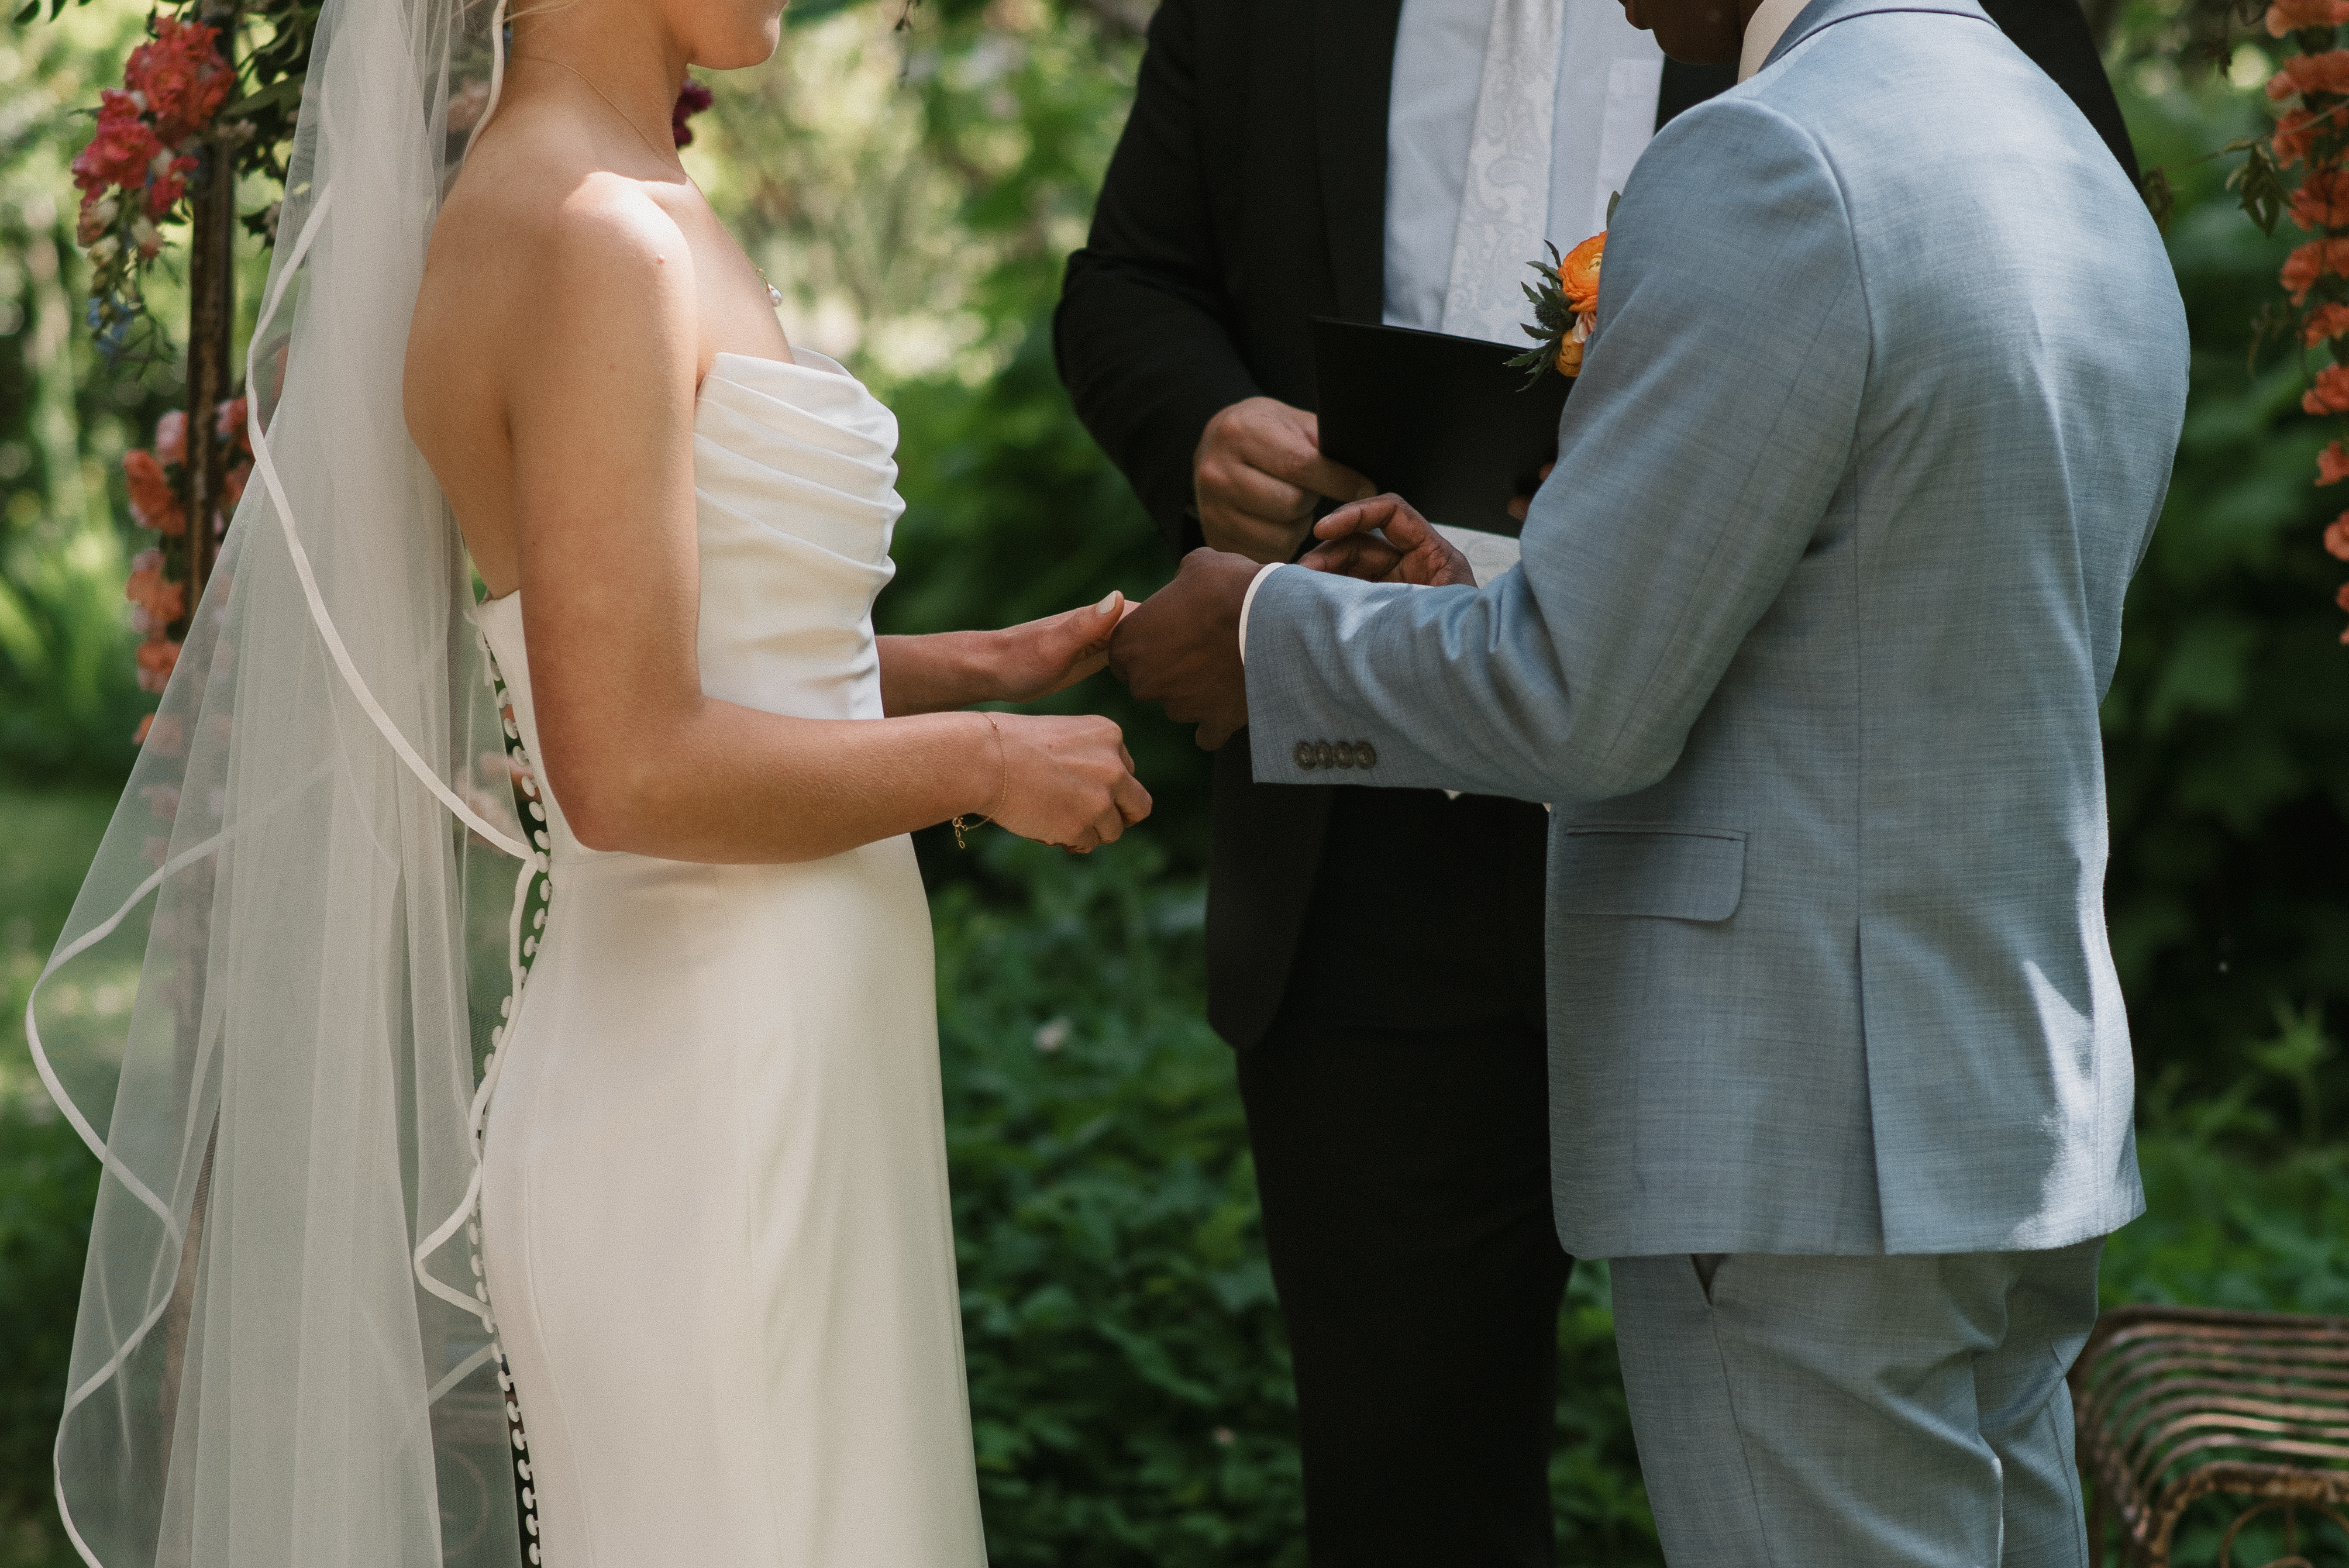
{"left": 1055, "top": 0, "right": 2136, "bottom": 1049}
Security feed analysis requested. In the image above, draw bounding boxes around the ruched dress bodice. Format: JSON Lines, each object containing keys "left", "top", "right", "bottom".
{"left": 471, "top": 348, "right": 986, "bottom": 1568}
{"left": 474, "top": 349, "right": 905, "bottom": 863}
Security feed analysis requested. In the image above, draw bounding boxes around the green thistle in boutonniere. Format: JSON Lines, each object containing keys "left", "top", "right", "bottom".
{"left": 1506, "top": 229, "right": 1606, "bottom": 390}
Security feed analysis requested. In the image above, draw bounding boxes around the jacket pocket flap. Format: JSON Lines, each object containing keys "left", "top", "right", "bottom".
{"left": 1553, "top": 826, "right": 1746, "bottom": 922}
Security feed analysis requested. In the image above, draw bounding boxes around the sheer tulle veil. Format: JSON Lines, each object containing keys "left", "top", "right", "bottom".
{"left": 25, "top": 0, "right": 546, "bottom": 1561}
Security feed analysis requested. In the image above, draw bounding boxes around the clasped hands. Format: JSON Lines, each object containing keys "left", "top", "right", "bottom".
{"left": 1108, "top": 491, "right": 1477, "bottom": 752}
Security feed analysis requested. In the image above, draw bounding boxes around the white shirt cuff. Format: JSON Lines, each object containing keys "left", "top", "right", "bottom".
{"left": 1237, "top": 562, "right": 1283, "bottom": 666}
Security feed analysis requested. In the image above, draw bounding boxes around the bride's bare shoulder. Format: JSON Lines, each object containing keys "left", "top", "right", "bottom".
{"left": 415, "top": 108, "right": 693, "bottom": 363}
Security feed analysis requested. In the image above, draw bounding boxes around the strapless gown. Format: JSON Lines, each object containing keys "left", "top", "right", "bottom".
{"left": 472, "top": 349, "right": 987, "bottom": 1566}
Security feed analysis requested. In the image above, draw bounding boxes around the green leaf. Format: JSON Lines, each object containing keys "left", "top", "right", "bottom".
{"left": 2142, "top": 164, "right": 2177, "bottom": 233}
{"left": 221, "top": 74, "right": 306, "bottom": 119}
{"left": 2226, "top": 140, "right": 2288, "bottom": 237}
{"left": 1604, "top": 189, "right": 1621, "bottom": 226}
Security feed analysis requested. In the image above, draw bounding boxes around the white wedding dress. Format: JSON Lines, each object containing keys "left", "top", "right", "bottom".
{"left": 471, "top": 349, "right": 988, "bottom": 1566}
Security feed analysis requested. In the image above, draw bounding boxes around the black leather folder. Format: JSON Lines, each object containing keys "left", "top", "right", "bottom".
{"left": 1309, "top": 317, "right": 1573, "bottom": 540}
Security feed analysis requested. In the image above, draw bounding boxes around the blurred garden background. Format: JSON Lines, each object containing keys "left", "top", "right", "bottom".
{"left": 2, "top": 1, "right": 2347, "bottom": 1563}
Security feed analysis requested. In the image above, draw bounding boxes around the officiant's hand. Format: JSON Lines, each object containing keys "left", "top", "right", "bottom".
{"left": 1107, "top": 549, "right": 1256, "bottom": 751}
{"left": 1506, "top": 461, "right": 1556, "bottom": 525}
{"left": 1303, "top": 494, "right": 1476, "bottom": 587}
{"left": 1194, "top": 398, "right": 1377, "bottom": 564}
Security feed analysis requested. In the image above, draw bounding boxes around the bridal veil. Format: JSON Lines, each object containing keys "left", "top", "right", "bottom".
{"left": 25, "top": 0, "right": 544, "bottom": 1561}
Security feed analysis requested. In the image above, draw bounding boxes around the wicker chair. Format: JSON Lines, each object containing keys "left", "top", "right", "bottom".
{"left": 2071, "top": 1305, "right": 2349, "bottom": 1566}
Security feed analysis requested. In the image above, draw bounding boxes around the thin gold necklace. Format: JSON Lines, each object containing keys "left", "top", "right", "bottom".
{"left": 509, "top": 55, "right": 784, "bottom": 308}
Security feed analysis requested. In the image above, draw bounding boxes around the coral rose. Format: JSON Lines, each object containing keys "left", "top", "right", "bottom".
{"left": 122, "top": 449, "right": 186, "bottom": 535}
{"left": 2306, "top": 362, "right": 2349, "bottom": 414}
{"left": 125, "top": 19, "right": 230, "bottom": 145}
{"left": 2293, "top": 167, "right": 2349, "bottom": 230}
{"left": 2322, "top": 440, "right": 2349, "bottom": 485}
{"left": 215, "top": 396, "right": 250, "bottom": 454}
{"left": 154, "top": 410, "right": 186, "bottom": 466}
{"left": 2328, "top": 511, "right": 2349, "bottom": 560}
{"left": 2269, "top": 49, "right": 2349, "bottom": 99}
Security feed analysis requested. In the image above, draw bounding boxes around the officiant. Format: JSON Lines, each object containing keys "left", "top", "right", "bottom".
{"left": 1052, "top": 3, "right": 2133, "bottom": 1560}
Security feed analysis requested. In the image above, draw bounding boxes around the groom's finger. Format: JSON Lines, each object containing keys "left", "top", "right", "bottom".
{"left": 1301, "top": 536, "right": 1405, "bottom": 580}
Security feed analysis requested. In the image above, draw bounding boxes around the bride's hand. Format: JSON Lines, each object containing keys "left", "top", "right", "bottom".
{"left": 984, "top": 713, "right": 1152, "bottom": 852}
{"left": 988, "top": 592, "right": 1134, "bottom": 704}
{"left": 1300, "top": 493, "right": 1476, "bottom": 587}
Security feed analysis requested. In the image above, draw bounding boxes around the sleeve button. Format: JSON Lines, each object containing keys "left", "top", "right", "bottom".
{"left": 1334, "top": 741, "right": 1356, "bottom": 769}
{"left": 1314, "top": 740, "right": 1336, "bottom": 769}
{"left": 1357, "top": 741, "right": 1377, "bottom": 769}
{"left": 1293, "top": 740, "right": 1318, "bottom": 771}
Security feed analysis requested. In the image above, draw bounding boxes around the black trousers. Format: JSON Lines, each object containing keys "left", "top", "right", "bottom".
{"left": 1235, "top": 788, "right": 1570, "bottom": 1567}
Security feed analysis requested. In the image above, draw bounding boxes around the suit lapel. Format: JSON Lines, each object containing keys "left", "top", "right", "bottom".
{"left": 1313, "top": 0, "right": 1406, "bottom": 323}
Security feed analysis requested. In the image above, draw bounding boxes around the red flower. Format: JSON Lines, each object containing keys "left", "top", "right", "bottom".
{"left": 125, "top": 18, "right": 232, "bottom": 146}
{"left": 123, "top": 449, "right": 187, "bottom": 535}
{"left": 132, "top": 712, "right": 154, "bottom": 746}
{"left": 2320, "top": 441, "right": 2349, "bottom": 485}
{"left": 2327, "top": 511, "right": 2349, "bottom": 559}
{"left": 2277, "top": 109, "right": 2321, "bottom": 168}
{"left": 2269, "top": 50, "right": 2349, "bottom": 100}
{"left": 2281, "top": 237, "right": 2349, "bottom": 302}
{"left": 126, "top": 559, "right": 186, "bottom": 626}
{"left": 135, "top": 636, "right": 181, "bottom": 694}
{"left": 143, "top": 153, "right": 198, "bottom": 219}
{"left": 2268, "top": 0, "right": 2349, "bottom": 32}
{"left": 2293, "top": 167, "right": 2349, "bottom": 230}
{"left": 2307, "top": 303, "right": 2349, "bottom": 346}
{"left": 71, "top": 91, "right": 163, "bottom": 197}
{"left": 155, "top": 409, "right": 187, "bottom": 466}
{"left": 137, "top": 711, "right": 185, "bottom": 754}
{"left": 2306, "top": 362, "right": 2349, "bottom": 414}
{"left": 215, "top": 396, "right": 250, "bottom": 454}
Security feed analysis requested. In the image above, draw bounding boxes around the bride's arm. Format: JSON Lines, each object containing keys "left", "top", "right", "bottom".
{"left": 500, "top": 185, "right": 1149, "bottom": 861}
{"left": 874, "top": 593, "right": 1133, "bottom": 716}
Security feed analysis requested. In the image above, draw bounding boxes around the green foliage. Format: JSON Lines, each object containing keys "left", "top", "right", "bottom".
{"left": 0, "top": 784, "right": 112, "bottom": 1568}
{"left": 2102, "top": 80, "right": 2349, "bottom": 1122}
{"left": 0, "top": 1106, "right": 96, "bottom": 1568}
{"left": 1, "top": 15, "right": 232, "bottom": 785}
{"left": 934, "top": 834, "right": 1658, "bottom": 1565}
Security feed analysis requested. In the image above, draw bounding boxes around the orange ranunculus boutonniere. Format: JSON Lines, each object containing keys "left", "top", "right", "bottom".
{"left": 1507, "top": 227, "right": 1607, "bottom": 387}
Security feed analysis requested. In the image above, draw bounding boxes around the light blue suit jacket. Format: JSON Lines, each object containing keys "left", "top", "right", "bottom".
{"left": 1243, "top": 0, "right": 2188, "bottom": 1257}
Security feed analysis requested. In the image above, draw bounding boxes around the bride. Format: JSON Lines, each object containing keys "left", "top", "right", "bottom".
{"left": 28, "top": 0, "right": 1144, "bottom": 1561}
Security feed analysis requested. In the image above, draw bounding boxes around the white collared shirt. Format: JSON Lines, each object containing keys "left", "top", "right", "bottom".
{"left": 1382, "top": 0, "right": 1666, "bottom": 340}
{"left": 1739, "top": 0, "right": 1814, "bottom": 79}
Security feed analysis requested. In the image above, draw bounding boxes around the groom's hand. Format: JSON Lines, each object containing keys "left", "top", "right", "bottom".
{"left": 1194, "top": 398, "right": 1377, "bottom": 564}
{"left": 1303, "top": 493, "right": 1476, "bottom": 587}
{"left": 1107, "top": 549, "right": 1258, "bottom": 751}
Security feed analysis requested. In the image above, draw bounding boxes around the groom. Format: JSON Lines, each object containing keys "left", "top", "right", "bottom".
{"left": 1108, "top": 0, "right": 2188, "bottom": 1562}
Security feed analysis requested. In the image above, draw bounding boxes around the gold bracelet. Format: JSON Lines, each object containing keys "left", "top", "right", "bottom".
{"left": 952, "top": 712, "right": 1008, "bottom": 849}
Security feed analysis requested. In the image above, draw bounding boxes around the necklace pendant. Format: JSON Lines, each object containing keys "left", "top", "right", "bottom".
{"left": 766, "top": 284, "right": 783, "bottom": 307}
